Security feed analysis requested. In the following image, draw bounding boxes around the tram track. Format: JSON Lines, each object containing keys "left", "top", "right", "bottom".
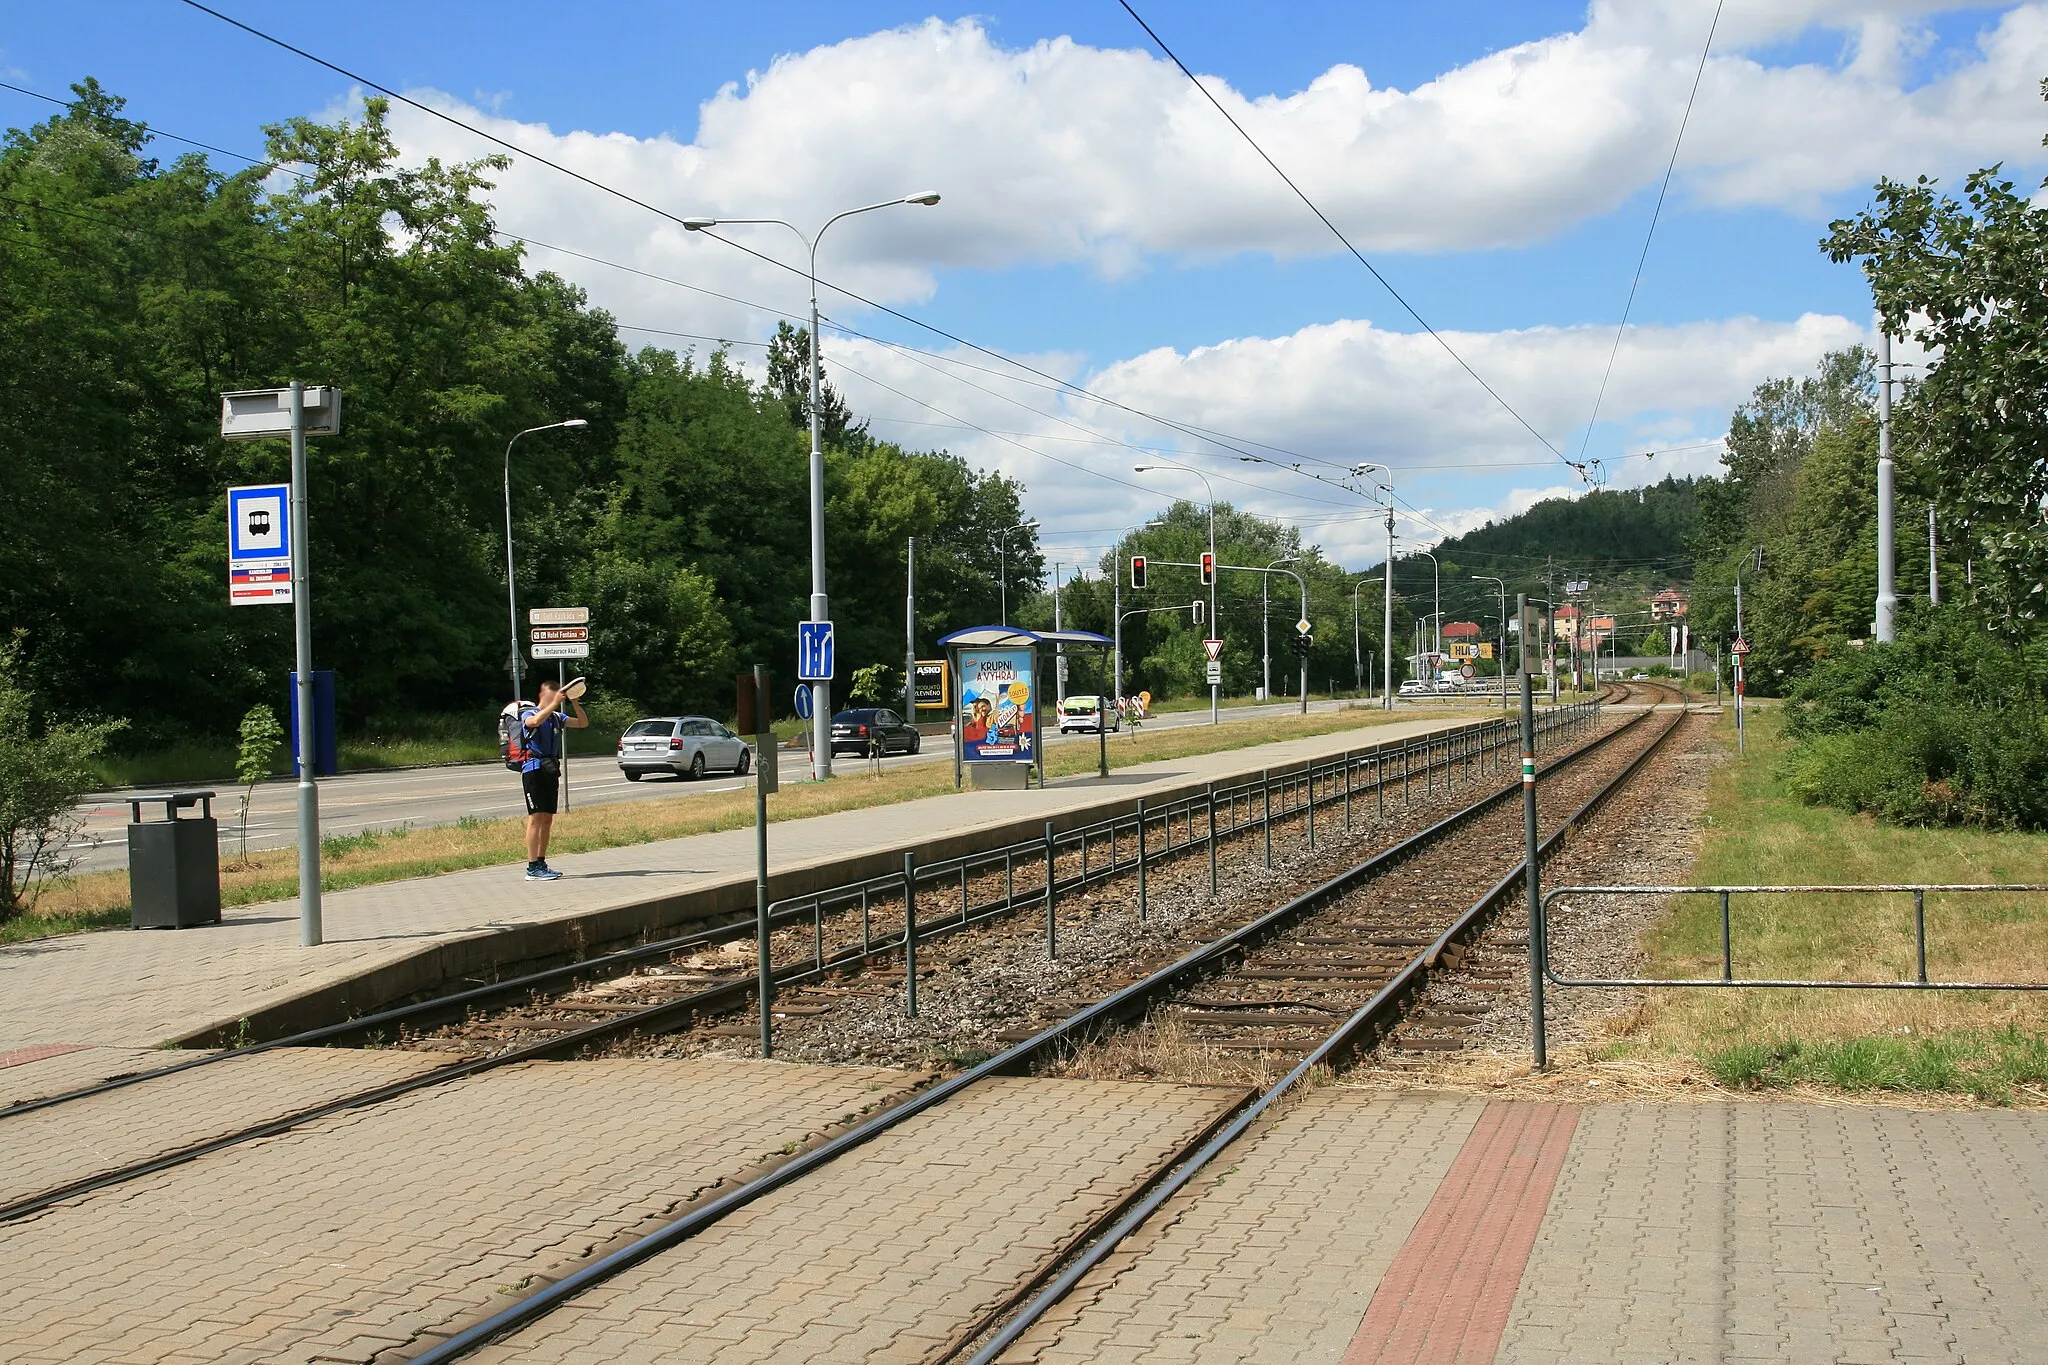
{"left": 399, "top": 693, "right": 1671, "bottom": 1363}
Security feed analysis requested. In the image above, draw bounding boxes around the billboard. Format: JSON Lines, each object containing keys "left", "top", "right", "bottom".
{"left": 958, "top": 649, "right": 1035, "bottom": 762}
{"left": 913, "top": 659, "right": 950, "bottom": 709}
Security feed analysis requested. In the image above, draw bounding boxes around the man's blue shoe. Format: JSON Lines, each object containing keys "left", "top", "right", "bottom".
{"left": 525, "top": 863, "right": 562, "bottom": 882}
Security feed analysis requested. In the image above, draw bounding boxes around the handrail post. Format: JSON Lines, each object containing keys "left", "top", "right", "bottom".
{"left": 1043, "top": 821, "right": 1057, "bottom": 959}
{"left": 1206, "top": 782, "right": 1218, "bottom": 894}
{"left": 1136, "top": 797, "right": 1149, "bottom": 924}
{"left": 1306, "top": 761, "right": 1316, "bottom": 848}
{"left": 1343, "top": 751, "right": 1352, "bottom": 829}
{"left": 1719, "top": 890, "right": 1733, "bottom": 981}
{"left": 1914, "top": 889, "right": 1928, "bottom": 983}
{"left": 860, "top": 887, "right": 871, "bottom": 955}
{"left": 903, "top": 853, "right": 918, "bottom": 1017}
{"left": 1262, "top": 769, "right": 1272, "bottom": 868}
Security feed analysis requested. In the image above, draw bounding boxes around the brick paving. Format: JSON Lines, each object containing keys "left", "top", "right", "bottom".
{"left": 0, "top": 1045, "right": 455, "bottom": 1209}
{"left": 0, "top": 715, "right": 1466, "bottom": 1051}
{"left": 0, "top": 1045, "right": 181, "bottom": 1107}
{"left": 0, "top": 1057, "right": 916, "bottom": 1365}
{"left": 465, "top": 1076, "right": 1242, "bottom": 1365}
{"left": 998, "top": 1094, "right": 2048, "bottom": 1365}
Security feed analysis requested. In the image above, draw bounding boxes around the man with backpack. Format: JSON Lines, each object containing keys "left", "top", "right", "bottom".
{"left": 517, "top": 678, "right": 587, "bottom": 881}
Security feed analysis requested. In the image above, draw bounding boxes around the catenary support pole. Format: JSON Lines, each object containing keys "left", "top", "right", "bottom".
{"left": 289, "top": 381, "right": 322, "bottom": 948}
{"left": 905, "top": 537, "right": 916, "bottom": 727}
{"left": 1520, "top": 596, "right": 1546, "bottom": 1069}
{"left": 753, "top": 665, "right": 772, "bottom": 1058}
{"left": 1876, "top": 330, "right": 1898, "bottom": 642}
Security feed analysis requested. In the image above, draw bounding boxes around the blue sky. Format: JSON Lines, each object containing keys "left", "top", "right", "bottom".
{"left": 6, "top": 2, "right": 2044, "bottom": 569}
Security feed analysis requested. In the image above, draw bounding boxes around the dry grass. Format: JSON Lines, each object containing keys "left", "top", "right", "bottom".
{"left": 18, "top": 705, "right": 1444, "bottom": 940}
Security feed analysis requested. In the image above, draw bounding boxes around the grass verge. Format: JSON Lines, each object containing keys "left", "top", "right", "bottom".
{"left": 18, "top": 705, "right": 1449, "bottom": 943}
{"left": 1608, "top": 708, "right": 2048, "bottom": 1104}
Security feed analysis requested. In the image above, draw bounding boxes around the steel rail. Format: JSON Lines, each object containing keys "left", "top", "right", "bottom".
{"left": 404, "top": 700, "right": 1629, "bottom": 1363}
{"left": 961, "top": 704, "right": 1685, "bottom": 1364}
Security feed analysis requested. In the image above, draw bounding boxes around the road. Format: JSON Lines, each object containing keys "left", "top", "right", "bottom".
{"left": 69, "top": 697, "right": 1425, "bottom": 875}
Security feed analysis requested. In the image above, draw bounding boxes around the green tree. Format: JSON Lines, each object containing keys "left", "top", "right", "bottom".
{"left": 1824, "top": 86, "right": 2048, "bottom": 646}
{"left": 573, "top": 556, "right": 734, "bottom": 717}
{"left": 233, "top": 704, "right": 285, "bottom": 864}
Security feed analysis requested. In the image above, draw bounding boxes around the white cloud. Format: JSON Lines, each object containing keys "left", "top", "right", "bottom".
{"left": 389, "top": 3, "right": 2048, "bottom": 301}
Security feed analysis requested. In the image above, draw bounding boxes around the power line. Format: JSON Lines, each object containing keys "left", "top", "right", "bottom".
{"left": 1571, "top": 1, "right": 1724, "bottom": 472}
{"left": 1113, "top": 0, "right": 1580, "bottom": 477}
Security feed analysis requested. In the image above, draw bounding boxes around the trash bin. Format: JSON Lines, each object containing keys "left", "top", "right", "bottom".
{"left": 127, "top": 791, "right": 222, "bottom": 929}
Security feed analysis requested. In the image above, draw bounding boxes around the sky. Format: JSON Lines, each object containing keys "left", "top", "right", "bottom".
{"left": 6, "top": 1, "right": 2045, "bottom": 574}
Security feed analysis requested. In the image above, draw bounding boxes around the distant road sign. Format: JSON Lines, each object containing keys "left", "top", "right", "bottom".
{"left": 1731, "top": 637, "right": 1751, "bottom": 656}
{"left": 794, "top": 685, "right": 814, "bottom": 721}
{"left": 1461, "top": 662, "right": 1476, "bottom": 679}
{"left": 1202, "top": 638, "right": 1224, "bottom": 662}
{"left": 530, "top": 626, "right": 589, "bottom": 643}
{"left": 530, "top": 606, "right": 589, "bottom": 626}
{"left": 1295, "top": 618, "right": 1311, "bottom": 635}
{"left": 798, "top": 621, "right": 835, "bottom": 681}
{"left": 531, "top": 641, "right": 589, "bottom": 660}
{"left": 1204, "top": 660, "right": 1223, "bottom": 685}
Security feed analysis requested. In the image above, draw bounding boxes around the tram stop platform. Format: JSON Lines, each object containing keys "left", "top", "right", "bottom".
{"left": 0, "top": 711, "right": 1476, "bottom": 1053}
{"left": 998, "top": 1088, "right": 2048, "bottom": 1365}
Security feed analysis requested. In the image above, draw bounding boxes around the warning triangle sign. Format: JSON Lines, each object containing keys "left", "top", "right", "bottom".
{"left": 1203, "top": 638, "right": 1224, "bottom": 662}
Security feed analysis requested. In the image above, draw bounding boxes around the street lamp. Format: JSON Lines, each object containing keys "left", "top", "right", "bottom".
{"left": 503, "top": 419, "right": 589, "bottom": 704}
{"left": 1352, "top": 463, "right": 1396, "bottom": 710}
{"left": 1134, "top": 465, "right": 1218, "bottom": 724}
{"left": 1352, "top": 576, "right": 1378, "bottom": 697}
{"left": 998, "top": 519, "right": 1038, "bottom": 626}
{"left": 1412, "top": 549, "right": 1442, "bottom": 658}
{"left": 1262, "top": 555, "right": 1297, "bottom": 701}
{"left": 1472, "top": 574, "right": 1507, "bottom": 709}
{"left": 685, "top": 190, "right": 942, "bottom": 781}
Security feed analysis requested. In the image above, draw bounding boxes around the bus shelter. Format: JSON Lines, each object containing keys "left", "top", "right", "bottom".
{"left": 937, "top": 626, "right": 1115, "bottom": 789}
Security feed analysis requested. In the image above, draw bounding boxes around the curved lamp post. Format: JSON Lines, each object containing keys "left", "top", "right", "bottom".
{"left": 685, "top": 191, "right": 942, "bottom": 780}
{"left": 1351, "top": 463, "right": 1397, "bottom": 709}
{"left": 504, "top": 419, "right": 589, "bottom": 703}
{"left": 998, "top": 519, "right": 1038, "bottom": 626}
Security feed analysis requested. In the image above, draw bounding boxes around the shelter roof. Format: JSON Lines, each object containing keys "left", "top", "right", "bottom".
{"left": 936, "top": 626, "right": 1113, "bottom": 649}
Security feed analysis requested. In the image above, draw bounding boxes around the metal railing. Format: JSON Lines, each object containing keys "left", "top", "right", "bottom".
{"left": 1541, "top": 883, "right": 2048, "bottom": 991}
{"left": 754, "top": 697, "right": 1603, "bottom": 1033}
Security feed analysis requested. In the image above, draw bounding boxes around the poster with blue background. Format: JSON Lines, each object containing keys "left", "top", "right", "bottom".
{"left": 958, "top": 649, "right": 1035, "bottom": 761}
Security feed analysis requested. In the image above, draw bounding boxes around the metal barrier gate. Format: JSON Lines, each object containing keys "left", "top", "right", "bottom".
{"left": 1541, "top": 883, "right": 2048, "bottom": 993}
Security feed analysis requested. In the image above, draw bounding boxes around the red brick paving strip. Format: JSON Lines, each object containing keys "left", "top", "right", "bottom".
{"left": 1341, "top": 1101, "right": 1579, "bottom": 1365}
{"left": 0, "top": 1043, "right": 89, "bottom": 1070}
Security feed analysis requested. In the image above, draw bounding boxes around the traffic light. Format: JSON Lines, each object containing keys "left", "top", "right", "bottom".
{"left": 1130, "top": 554, "right": 1147, "bottom": 589}
{"left": 1291, "top": 633, "right": 1313, "bottom": 657}
{"left": 1199, "top": 551, "right": 1215, "bottom": 586}
{"left": 1191, "top": 599, "right": 1205, "bottom": 626}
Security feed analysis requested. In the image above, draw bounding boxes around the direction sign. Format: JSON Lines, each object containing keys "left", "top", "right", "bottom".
{"left": 530, "top": 606, "right": 589, "bottom": 626}
{"left": 794, "top": 685, "right": 814, "bottom": 721}
{"left": 532, "top": 641, "right": 589, "bottom": 660}
{"left": 1205, "top": 660, "right": 1223, "bottom": 685}
{"left": 530, "top": 626, "right": 589, "bottom": 643}
{"left": 227, "top": 483, "right": 293, "bottom": 606}
{"left": 1202, "top": 638, "right": 1224, "bottom": 663}
{"left": 797, "top": 621, "right": 835, "bottom": 681}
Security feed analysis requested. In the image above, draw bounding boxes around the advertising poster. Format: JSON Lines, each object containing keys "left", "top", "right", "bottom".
{"left": 958, "top": 648, "right": 1035, "bottom": 761}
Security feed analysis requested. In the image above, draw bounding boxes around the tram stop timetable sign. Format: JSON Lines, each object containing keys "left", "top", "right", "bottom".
{"left": 227, "top": 482, "right": 292, "bottom": 605}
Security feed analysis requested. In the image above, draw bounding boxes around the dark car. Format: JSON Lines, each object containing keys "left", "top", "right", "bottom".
{"left": 830, "top": 708, "right": 921, "bottom": 758}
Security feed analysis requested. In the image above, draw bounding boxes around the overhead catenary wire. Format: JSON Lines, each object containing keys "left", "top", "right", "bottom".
{"left": 1113, "top": 0, "right": 1580, "bottom": 478}
{"left": 1570, "top": 1, "right": 1725, "bottom": 475}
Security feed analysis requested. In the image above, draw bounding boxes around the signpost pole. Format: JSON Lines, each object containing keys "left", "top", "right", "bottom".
{"left": 288, "top": 381, "right": 322, "bottom": 948}
{"left": 752, "top": 665, "right": 773, "bottom": 1058}
{"left": 557, "top": 659, "right": 568, "bottom": 811}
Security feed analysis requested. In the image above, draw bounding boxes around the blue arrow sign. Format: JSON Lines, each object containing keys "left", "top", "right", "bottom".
{"left": 797, "top": 620, "right": 835, "bottom": 682}
{"left": 794, "top": 685, "right": 814, "bottom": 721}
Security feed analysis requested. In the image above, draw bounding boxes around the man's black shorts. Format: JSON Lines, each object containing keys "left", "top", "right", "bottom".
{"left": 521, "top": 767, "right": 560, "bottom": 815}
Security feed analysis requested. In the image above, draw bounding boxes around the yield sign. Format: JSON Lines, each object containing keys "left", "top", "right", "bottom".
{"left": 1202, "top": 638, "right": 1224, "bottom": 662}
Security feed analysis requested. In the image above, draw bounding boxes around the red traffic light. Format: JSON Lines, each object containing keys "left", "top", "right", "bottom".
{"left": 1199, "top": 551, "right": 1215, "bottom": 586}
{"left": 1130, "top": 555, "right": 1147, "bottom": 589}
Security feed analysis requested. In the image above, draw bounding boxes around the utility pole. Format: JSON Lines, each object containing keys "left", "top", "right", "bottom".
{"left": 1876, "top": 331, "right": 1898, "bottom": 642}
{"left": 1928, "top": 505, "right": 1940, "bottom": 606}
{"left": 904, "top": 536, "right": 917, "bottom": 728}
{"left": 1383, "top": 507, "right": 1395, "bottom": 709}
{"left": 1053, "top": 563, "right": 1065, "bottom": 708}
{"left": 287, "top": 383, "right": 320, "bottom": 947}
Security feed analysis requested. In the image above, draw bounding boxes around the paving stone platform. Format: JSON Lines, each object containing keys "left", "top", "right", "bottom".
{"left": 0, "top": 1056, "right": 923, "bottom": 1365}
{"left": 0, "top": 713, "right": 1473, "bottom": 1051}
{"left": 1000, "top": 1091, "right": 2048, "bottom": 1365}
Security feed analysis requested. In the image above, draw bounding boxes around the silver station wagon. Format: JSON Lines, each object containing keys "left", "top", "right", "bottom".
{"left": 616, "top": 716, "right": 753, "bottom": 781}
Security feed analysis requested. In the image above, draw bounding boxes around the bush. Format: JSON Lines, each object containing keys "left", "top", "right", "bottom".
{"left": 0, "top": 636, "right": 125, "bottom": 918}
{"left": 1778, "top": 607, "right": 2048, "bottom": 829}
